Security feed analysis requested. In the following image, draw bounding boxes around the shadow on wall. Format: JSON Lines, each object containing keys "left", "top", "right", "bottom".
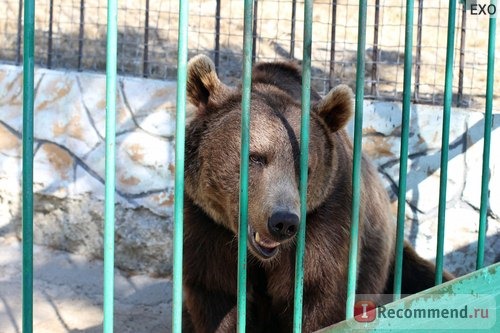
{"left": 374, "top": 110, "right": 500, "bottom": 245}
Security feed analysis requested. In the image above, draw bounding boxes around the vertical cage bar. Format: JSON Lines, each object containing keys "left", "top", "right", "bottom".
{"left": 214, "top": 0, "right": 221, "bottom": 71}
{"left": 103, "top": 0, "right": 118, "bottom": 331}
{"left": 457, "top": 2, "right": 467, "bottom": 106}
{"left": 47, "top": 0, "right": 54, "bottom": 68}
{"left": 22, "top": 0, "right": 35, "bottom": 331}
{"left": 371, "top": 0, "right": 380, "bottom": 96}
{"left": 252, "top": 0, "right": 258, "bottom": 64}
{"left": 435, "top": 0, "right": 457, "bottom": 285}
{"left": 329, "top": 0, "right": 337, "bottom": 90}
{"left": 476, "top": 1, "right": 496, "bottom": 270}
{"left": 172, "top": 1, "right": 189, "bottom": 331}
{"left": 293, "top": 1, "right": 313, "bottom": 331}
{"left": 290, "top": 0, "right": 297, "bottom": 59}
{"left": 77, "top": 0, "right": 85, "bottom": 72}
{"left": 345, "top": 0, "right": 367, "bottom": 319}
{"left": 238, "top": 1, "right": 254, "bottom": 331}
{"left": 393, "top": 0, "right": 415, "bottom": 300}
{"left": 16, "top": 0, "right": 23, "bottom": 65}
{"left": 143, "top": 0, "right": 150, "bottom": 77}
{"left": 413, "top": 0, "right": 423, "bottom": 102}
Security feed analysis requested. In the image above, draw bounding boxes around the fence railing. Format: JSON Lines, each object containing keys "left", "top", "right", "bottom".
{"left": 21, "top": 0, "right": 34, "bottom": 331}
{"left": 172, "top": 1, "right": 188, "bottom": 332}
{"left": 103, "top": 0, "right": 118, "bottom": 331}
{"left": 393, "top": 0, "right": 415, "bottom": 299}
{"left": 20, "top": 0, "right": 497, "bottom": 332}
{"left": 3, "top": 0, "right": 498, "bottom": 108}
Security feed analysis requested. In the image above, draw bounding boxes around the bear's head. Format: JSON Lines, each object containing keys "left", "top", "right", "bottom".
{"left": 185, "top": 55, "right": 353, "bottom": 261}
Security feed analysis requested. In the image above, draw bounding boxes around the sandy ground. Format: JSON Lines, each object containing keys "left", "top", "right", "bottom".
{"left": 0, "top": 235, "right": 172, "bottom": 333}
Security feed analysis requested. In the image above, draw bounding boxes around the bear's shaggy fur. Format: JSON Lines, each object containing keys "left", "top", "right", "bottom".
{"left": 182, "top": 55, "right": 452, "bottom": 332}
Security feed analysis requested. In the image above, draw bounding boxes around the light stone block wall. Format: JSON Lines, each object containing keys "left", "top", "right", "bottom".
{"left": 0, "top": 65, "right": 498, "bottom": 276}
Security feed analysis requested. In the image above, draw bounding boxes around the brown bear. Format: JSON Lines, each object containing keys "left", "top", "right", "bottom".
{"left": 182, "top": 54, "right": 452, "bottom": 332}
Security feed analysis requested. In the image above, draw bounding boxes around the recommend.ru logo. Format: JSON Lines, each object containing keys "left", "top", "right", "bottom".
{"left": 351, "top": 294, "right": 496, "bottom": 330}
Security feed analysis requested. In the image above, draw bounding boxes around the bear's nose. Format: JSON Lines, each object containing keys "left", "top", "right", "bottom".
{"left": 268, "top": 211, "right": 299, "bottom": 240}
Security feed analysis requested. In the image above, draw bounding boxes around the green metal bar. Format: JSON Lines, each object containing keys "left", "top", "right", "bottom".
{"left": 292, "top": 0, "right": 313, "bottom": 331}
{"left": 435, "top": 0, "right": 457, "bottom": 285}
{"left": 476, "top": 0, "right": 496, "bottom": 270}
{"left": 172, "top": 0, "right": 188, "bottom": 332}
{"left": 393, "top": 0, "right": 415, "bottom": 300}
{"left": 345, "top": 0, "right": 367, "bottom": 319}
{"left": 103, "top": 0, "right": 118, "bottom": 331}
{"left": 237, "top": 1, "right": 254, "bottom": 331}
{"left": 22, "top": 0, "right": 35, "bottom": 331}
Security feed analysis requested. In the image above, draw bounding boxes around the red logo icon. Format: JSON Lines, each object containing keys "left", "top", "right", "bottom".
{"left": 354, "top": 300, "right": 377, "bottom": 322}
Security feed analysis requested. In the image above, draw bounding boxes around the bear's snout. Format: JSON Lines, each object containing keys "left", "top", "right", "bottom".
{"left": 268, "top": 211, "right": 299, "bottom": 240}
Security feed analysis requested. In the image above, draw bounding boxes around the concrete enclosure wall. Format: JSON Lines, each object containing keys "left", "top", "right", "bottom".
{"left": 0, "top": 65, "right": 499, "bottom": 276}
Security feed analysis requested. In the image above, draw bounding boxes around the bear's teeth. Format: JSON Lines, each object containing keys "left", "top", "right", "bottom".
{"left": 255, "top": 232, "right": 280, "bottom": 248}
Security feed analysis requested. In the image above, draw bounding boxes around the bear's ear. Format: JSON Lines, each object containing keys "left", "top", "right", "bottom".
{"left": 187, "top": 55, "right": 230, "bottom": 114}
{"left": 313, "top": 84, "right": 353, "bottom": 132}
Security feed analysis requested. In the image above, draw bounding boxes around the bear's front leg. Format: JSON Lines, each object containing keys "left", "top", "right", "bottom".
{"left": 300, "top": 288, "right": 347, "bottom": 332}
{"left": 183, "top": 284, "right": 237, "bottom": 333}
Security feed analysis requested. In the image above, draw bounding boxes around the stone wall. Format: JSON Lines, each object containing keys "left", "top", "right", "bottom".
{"left": 0, "top": 64, "right": 498, "bottom": 276}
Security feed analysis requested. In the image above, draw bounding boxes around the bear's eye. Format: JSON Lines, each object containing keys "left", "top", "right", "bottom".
{"left": 249, "top": 153, "right": 267, "bottom": 167}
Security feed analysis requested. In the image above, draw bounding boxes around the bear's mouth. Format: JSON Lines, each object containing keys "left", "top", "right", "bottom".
{"left": 248, "top": 225, "right": 280, "bottom": 259}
